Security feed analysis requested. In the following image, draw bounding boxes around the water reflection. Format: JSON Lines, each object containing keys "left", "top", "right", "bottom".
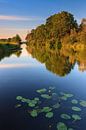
{"left": 0, "top": 44, "right": 86, "bottom": 76}
{"left": 26, "top": 45, "right": 86, "bottom": 76}
{"left": 0, "top": 44, "right": 22, "bottom": 61}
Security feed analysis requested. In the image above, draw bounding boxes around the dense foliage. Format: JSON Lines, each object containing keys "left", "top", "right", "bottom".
{"left": 26, "top": 11, "right": 86, "bottom": 76}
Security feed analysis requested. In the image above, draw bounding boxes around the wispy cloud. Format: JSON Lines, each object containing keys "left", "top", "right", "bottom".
{"left": 0, "top": 15, "right": 44, "bottom": 21}
{"left": 0, "top": 63, "right": 41, "bottom": 68}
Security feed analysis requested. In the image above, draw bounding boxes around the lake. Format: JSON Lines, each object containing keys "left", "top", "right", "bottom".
{"left": 0, "top": 44, "right": 86, "bottom": 130}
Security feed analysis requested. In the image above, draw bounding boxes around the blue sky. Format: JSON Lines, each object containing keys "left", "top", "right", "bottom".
{"left": 0, "top": 0, "right": 86, "bottom": 40}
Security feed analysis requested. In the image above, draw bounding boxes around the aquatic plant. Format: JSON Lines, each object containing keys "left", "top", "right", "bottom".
{"left": 71, "top": 99, "right": 78, "bottom": 104}
{"left": 16, "top": 96, "right": 22, "bottom": 100}
{"left": 45, "top": 112, "right": 53, "bottom": 118}
{"left": 15, "top": 104, "right": 21, "bottom": 108}
{"left": 80, "top": 100, "right": 86, "bottom": 107}
{"left": 60, "top": 114, "right": 71, "bottom": 120}
{"left": 53, "top": 103, "right": 60, "bottom": 109}
{"left": 41, "top": 94, "right": 51, "bottom": 99}
{"left": 15, "top": 87, "right": 86, "bottom": 130}
{"left": 36, "top": 88, "right": 47, "bottom": 94}
{"left": 57, "top": 122, "right": 67, "bottom": 130}
{"left": 72, "top": 106, "right": 81, "bottom": 112}
{"left": 72, "top": 114, "right": 81, "bottom": 121}
{"left": 30, "top": 110, "right": 38, "bottom": 117}
{"left": 42, "top": 107, "right": 52, "bottom": 113}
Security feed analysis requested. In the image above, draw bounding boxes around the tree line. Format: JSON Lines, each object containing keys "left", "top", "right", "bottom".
{"left": 26, "top": 11, "right": 86, "bottom": 50}
{"left": 0, "top": 34, "right": 21, "bottom": 45}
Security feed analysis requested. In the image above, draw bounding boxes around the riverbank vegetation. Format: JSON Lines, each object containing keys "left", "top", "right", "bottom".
{"left": 0, "top": 34, "right": 22, "bottom": 45}
{"left": 26, "top": 11, "right": 86, "bottom": 76}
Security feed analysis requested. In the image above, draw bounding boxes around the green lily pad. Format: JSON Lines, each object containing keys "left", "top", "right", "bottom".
{"left": 26, "top": 99, "right": 31, "bottom": 103}
{"left": 53, "top": 103, "right": 60, "bottom": 109}
{"left": 28, "top": 102, "right": 36, "bottom": 107}
{"left": 30, "top": 110, "right": 38, "bottom": 117}
{"left": 61, "top": 114, "right": 71, "bottom": 120}
{"left": 42, "top": 107, "right": 52, "bottom": 113}
{"left": 57, "top": 122, "right": 67, "bottom": 130}
{"left": 61, "top": 96, "right": 67, "bottom": 101}
{"left": 36, "top": 88, "right": 47, "bottom": 94}
{"left": 68, "top": 128, "right": 74, "bottom": 130}
{"left": 72, "top": 106, "right": 81, "bottom": 112}
{"left": 60, "top": 92, "right": 73, "bottom": 98}
{"left": 16, "top": 96, "right": 22, "bottom": 100}
{"left": 31, "top": 100, "right": 37, "bottom": 104}
{"left": 15, "top": 104, "right": 21, "bottom": 108}
{"left": 80, "top": 100, "right": 86, "bottom": 107}
{"left": 34, "top": 98, "right": 40, "bottom": 101}
{"left": 41, "top": 94, "right": 51, "bottom": 99}
{"left": 45, "top": 112, "right": 53, "bottom": 118}
{"left": 21, "top": 98, "right": 28, "bottom": 102}
{"left": 49, "top": 86, "right": 55, "bottom": 90}
{"left": 72, "top": 114, "right": 81, "bottom": 121}
{"left": 71, "top": 99, "right": 78, "bottom": 104}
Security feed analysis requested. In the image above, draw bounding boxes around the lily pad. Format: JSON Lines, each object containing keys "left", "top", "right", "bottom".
{"left": 61, "top": 96, "right": 67, "bottom": 101}
{"left": 71, "top": 99, "right": 78, "bottom": 104}
{"left": 16, "top": 96, "right": 22, "bottom": 100}
{"left": 80, "top": 100, "right": 86, "bottom": 107}
{"left": 57, "top": 122, "right": 67, "bottom": 130}
{"left": 72, "top": 114, "right": 81, "bottom": 121}
{"left": 61, "top": 114, "right": 71, "bottom": 120}
{"left": 49, "top": 86, "right": 55, "bottom": 90}
{"left": 28, "top": 102, "right": 36, "bottom": 107}
{"left": 41, "top": 94, "right": 51, "bottom": 99}
{"left": 68, "top": 128, "right": 74, "bottom": 130}
{"left": 34, "top": 98, "right": 40, "bottom": 101}
{"left": 53, "top": 103, "right": 60, "bottom": 109}
{"left": 60, "top": 92, "right": 73, "bottom": 98}
{"left": 42, "top": 107, "right": 52, "bottom": 113}
{"left": 21, "top": 98, "right": 28, "bottom": 102}
{"left": 36, "top": 88, "right": 47, "bottom": 94}
{"left": 45, "top": 112, "right": 53, "bottom": 118}
{"left": 72, "top": 106, "right": 81, "bottom": 112}
{"left": 30, "top": 110, "right": 38, "bottom": 117}
{"left": 15, "top": 104, "right": 21, "bottom": 108}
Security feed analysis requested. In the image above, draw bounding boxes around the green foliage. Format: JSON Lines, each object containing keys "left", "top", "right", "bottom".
{"left": 0, "top": 34, "right": 21, "bottom": 45}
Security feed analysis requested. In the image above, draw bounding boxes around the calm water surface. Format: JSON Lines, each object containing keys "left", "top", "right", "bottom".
{"left": 0, "top": 45, "right": 86, "bottom": 130}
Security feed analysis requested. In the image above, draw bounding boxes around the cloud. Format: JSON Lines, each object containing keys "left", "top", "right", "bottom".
{"left": 0, "top": 63, "right": 41, "bottom": 68}
{"left": 0, "top": 15, "right": 44, "bottom": 21}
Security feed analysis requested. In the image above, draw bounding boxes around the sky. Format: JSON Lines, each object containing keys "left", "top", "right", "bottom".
{"left": 0, "top": 0, "right": 86, "bottom": 40}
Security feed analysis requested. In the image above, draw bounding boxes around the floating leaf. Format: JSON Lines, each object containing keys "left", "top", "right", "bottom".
{"left": 72, "top": 106, "right": 81, "bottom": 112}
{"left": 28, "top": 102, "right": 35, "bottom": 107}
{"left": 36, "top": 88, "right": 47, "bottom": 94}
{"left": 61, "top": 114, "right": 71, "bottom": 120}
{"left": 15, "top": 104, "right": 21, "bottom": 108}
{"left": 72, "top": 114, "right": 81, "bottom": 121}
{"left": 16, "top": 96, "right": 22, "bottom": 100}
{"left": 42, "top": 107, "right": 52, "bottom": 113}
{"left": 53, "top": 103, "right": 60, "bottom": 109}
{"left": 60, "top": 92, "right": 73, "bottom": 98}
{"left": 41, "top": 94, "right": 51, "bottom": 99}
{"left": 30, "top": 110, "right": 38, "bottom": 117}
{"left": 68, "top": 128, "right": 74, "bottom": 130}
{"left": 57, "top": 122, "right": 67, "bottom": 130}
{"left": 26, "top": 99, "right": 31, "bottom": 103}
{"left": 61, "top": 96, "right": 67, "bottom": 101}
{"left": 71, "top": 99, "right": 78, "bottom": 104}
{"left": 80, "top": 100, "right": 86, "bottom": 107}
{"left": 21, "top": 98, "right": 28, "bottom": 102}
{"left": 45, "top": 112, "right": 53, "bottom": 118}
{"left": 34, "top": 98, "right": 40, "bottom": 101}
{"left": 49, "top": 86, "right": 55, "bottom": 90}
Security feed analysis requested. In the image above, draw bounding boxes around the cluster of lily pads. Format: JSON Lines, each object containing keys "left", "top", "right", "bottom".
{"left": 15, "top": 87, "right": 86, "bottom": 130}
